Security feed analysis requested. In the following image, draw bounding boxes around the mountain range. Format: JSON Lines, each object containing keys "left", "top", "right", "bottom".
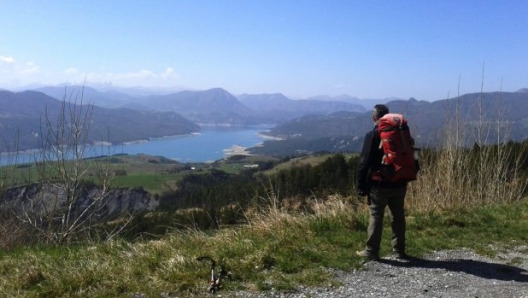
{"left": 34, "top": 86, "right": 368, "bottom": 125}
{"left": 2, "top": 85, "right": 528, "bottom": 155}
{"left": 0, "top": 86, "right": 375, "bottom": 152}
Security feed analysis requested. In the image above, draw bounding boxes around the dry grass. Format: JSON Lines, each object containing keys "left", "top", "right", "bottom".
{"left": 408, "top": 144, "right": 527, "bottom": 212}
{"left": 406, "top": 94, "right": 528, "bottom": 212}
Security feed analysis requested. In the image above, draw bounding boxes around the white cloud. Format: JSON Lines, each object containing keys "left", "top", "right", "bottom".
{"left": 0, "top": 55, "right": 181, "bottom": 89}
{"left": 0, "top": 55, "right": 42, "bottom": 88}
{"left": 75, "top": 68, "right": 180, "bottom": 87}
{"left": 162, "top": 67, "right": 175, "bottom": 78}
{"left": 122, "top": 69, "right": 155, "bottom": 79}
{"left": 0, "top": 56, "right": 16, "bottom": 64}
{"left": 21, "top": 61, "right": 40, "bottom": 75}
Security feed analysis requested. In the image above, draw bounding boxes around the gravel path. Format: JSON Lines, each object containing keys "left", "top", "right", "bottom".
{"left": 232, "top": 246, "right": 528, "bottom": 298}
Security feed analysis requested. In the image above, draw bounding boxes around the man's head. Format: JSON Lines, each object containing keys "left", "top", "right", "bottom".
{"left": 372, "top": 104, "right": 389, "bottom": 121}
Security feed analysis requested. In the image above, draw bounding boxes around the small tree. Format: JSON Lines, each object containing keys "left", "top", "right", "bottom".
{"left": 16, "top": 87, "right": 122, "bottom": 245}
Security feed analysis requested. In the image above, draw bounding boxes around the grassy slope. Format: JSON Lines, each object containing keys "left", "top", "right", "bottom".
{"left": 1, "top": 197, "right": 527, "bottom": 297}
{"left": 261, "top": 153, "right": 357, "bottom": 175}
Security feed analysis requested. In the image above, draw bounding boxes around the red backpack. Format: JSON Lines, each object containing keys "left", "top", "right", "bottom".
{"left": 372, "top": 113, "right": 418, "bottom": 182}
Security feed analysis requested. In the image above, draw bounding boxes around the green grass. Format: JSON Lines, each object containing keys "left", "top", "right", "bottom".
{"left": 1, "top": 154, "right": 287, "bottom": 194}
{"left": 1, "top": 197, "right": 527, "bottom": 297}
{"left": 262, "top": 153, "right": 356, "bottom": 175}
{"left": 109, "top": 173, "right": 184, "bottom": 192}
{"left": 1, "top": 153, "right": 334, "bottom": 194}
{"left": 407, "top": 201, "right": 528, "bottom": 257}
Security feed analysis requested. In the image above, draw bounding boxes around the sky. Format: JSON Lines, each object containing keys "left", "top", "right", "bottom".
{"left": 0, "top": 0, "right": 527, "bottom": 101}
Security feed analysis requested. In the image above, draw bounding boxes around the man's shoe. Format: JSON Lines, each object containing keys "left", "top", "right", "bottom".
{"left": 356, "top": 250, "right": 380, "bottom": 261}
{"left": 395, "top": 252, "right": 411, "bottom": 260}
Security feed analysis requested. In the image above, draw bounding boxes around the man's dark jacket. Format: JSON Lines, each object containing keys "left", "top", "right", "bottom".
{"left": 357, "top": 124, "right": 407, "bottom": 195}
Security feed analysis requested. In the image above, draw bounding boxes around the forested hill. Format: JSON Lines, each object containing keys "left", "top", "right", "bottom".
{"left": 251, "top": 90, "right": 528, "bottom": 157}
{"left": 0, "top": 90, "right": 200, "bottom": 152}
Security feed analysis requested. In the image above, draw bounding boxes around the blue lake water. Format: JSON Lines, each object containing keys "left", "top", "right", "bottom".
{"left": 0, "top": 127, "right": 271, "bottom": 165}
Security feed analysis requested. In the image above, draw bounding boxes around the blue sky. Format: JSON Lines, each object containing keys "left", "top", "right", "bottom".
{"left": 1, "top": 0, "right": 527, "bottom": 101}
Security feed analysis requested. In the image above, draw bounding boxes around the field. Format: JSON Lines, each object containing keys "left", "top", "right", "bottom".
{"left": 262, "top": 153, "right": 357, "bottom": 175}
{"left": 0, "top": 153, "right": 282, "bottom": 193}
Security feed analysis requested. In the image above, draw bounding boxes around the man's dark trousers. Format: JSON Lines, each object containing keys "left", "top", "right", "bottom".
{"left": 366, "top": 186, "right": 407, "bottom": 256}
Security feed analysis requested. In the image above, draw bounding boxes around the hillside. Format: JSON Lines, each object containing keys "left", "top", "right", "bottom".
{"left": 141, "top": 88, "right": 254, "bottom": 125}
{"left": 238, "top": 93, "right": 366, "bottom": 122}
{"left": 0, "top": 90, "right": 200, "bottom": 152}
{"left": 304, "top": 94, "right": 396, "bottom": 110}
{"left": 252, "top": 91, "right": 528, "bottom": 156}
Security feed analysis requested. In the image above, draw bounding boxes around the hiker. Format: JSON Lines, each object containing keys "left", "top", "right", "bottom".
{"left": 356, "top": 104, "right": 414, "bottom": 260}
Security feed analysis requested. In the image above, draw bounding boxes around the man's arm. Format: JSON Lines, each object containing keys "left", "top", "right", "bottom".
{"left": 357, "top": 130, "right": 375, "bottom": 196}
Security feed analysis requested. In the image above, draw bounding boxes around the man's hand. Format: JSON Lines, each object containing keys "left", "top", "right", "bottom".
{"left": 357, "top": 189, "right": 368, "bottom": 197}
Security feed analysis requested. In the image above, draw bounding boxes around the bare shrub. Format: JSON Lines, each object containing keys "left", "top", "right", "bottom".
{"left": 407, "top": 91, "right": 528, "bottom": 212}
{"left": 11, "top": 87, "right": 123, "bottom": 245}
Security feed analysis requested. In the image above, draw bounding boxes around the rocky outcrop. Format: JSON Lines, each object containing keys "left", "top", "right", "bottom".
{"left": 1, "top": 183, "right": 157, "bottom": 217}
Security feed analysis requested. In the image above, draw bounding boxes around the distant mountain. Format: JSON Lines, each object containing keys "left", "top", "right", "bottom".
{"left": 74, "top": 88, "right": 369, "bottom": 125}
{"left": 137, "top": 88, "right": 253, "bottom": 125}
{"left": 305, "top": 94, "right": 362, "bottom": 102}
{"left": 237, "top": 93, "right": 366, "bottom": 123}
{"left": 31, "top": 86, "right": 388, "bottom": 125}
{"left": 263, "top": 111, "right": 368, "bottom": 140}
{"left": 237, "top": 93, "right": 291, "bottom": 111}
{"left": 0, "top": 90, "right": 200, "bottom": 152}
{"left": 238, "top": 93, "right": 365, "bottom": 113}
{"left": 304, "top": 94, "right": 397, "bottom": 110}
{"left": 34, "top": 85, "right": 138, "bottom": 109}
{"left": 84, "top": 83, "right": 186, "bottom": 97}
{"left": 254, "top": 91, "right": 528, "bottom": 156}
{"left": 34, "top": 87, "right": 256, "bottom": 125}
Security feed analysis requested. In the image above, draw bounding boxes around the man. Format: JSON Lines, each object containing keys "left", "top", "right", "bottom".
{"left": 356, "top": 104, "right": 409, "bottom": 260}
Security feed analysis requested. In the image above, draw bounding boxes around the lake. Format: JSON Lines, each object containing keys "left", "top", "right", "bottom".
{"left": 0, "top": 126, "right": 271, "bottom": 165}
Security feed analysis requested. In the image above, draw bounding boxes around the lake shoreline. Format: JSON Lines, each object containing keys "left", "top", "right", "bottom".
{"left": 1, "top": 127, "right": 270, "bottom": 166}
